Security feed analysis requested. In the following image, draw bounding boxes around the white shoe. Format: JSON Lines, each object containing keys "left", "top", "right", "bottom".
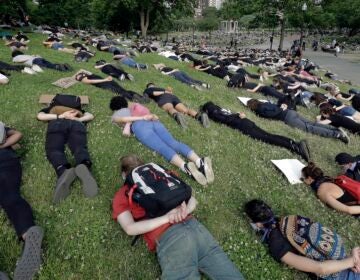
{"left": 120, "top": 74, "right": 126, "bottom": 81}
{"left": 22, "top": 67, "right": 36, "bottom": 75}
{"left": 127, "top": 74, "right": 134, "bottom": 81}
{"left": 31, "top": 65, "right": 43, "bottom": 73}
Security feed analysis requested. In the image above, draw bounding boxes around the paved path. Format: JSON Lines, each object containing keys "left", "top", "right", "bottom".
{"left": 250, "top": 36, "right": 360, "bottom": 86}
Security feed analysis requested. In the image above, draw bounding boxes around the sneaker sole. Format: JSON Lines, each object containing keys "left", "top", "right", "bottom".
{"left": 176, "top": 114, "right": 187, "bottom": 129}
{"left": 187, "top": 162, "right": 207, "bottom": 186}
{"left": 203, "top": 157, "right": 214, "bottom": 184}
{"left": 14, "top": 226, "right": 43, "bottom": 280}
{"left": 338, "top": 127, "right": 350, "bottom": 144}
{"left": 53, "top": 168, "right": 76, "bottom": 204}
{"left": 75, "top": 164, "right": 98, "bottom": 197}
{"left": 201, "top": 113, "right": 210, "bottom": 128}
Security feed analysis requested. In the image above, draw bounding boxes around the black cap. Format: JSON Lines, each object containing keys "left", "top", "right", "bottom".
{"left": 335, "top": 153, "right": 355, "bottom": 165}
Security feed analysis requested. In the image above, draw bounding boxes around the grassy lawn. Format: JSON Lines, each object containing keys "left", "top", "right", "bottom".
{"left": 1, "top": 32, "right": 360, "bottom": 280}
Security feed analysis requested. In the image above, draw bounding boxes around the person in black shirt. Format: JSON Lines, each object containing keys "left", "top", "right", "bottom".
{"left": 37, "top": 97, "right": 98, "bottom": 204}
{"left": 335, "top": 152, "right": 360, "bottom": 182}
{"left": 0, "top": 125, "right": 43, "bottom": 279}
{"left": 143, "top": 83, "right": 209, "bottom": 128}
{"left": 94, "top": 60, "right": 134, "bottom": 81}
{"left": 244, "top": 199, "right": 360, "bottom": 279}
{"left": 75, "top": 72, "right": 147, "bottom": 103}
{"left": 319, "top": 105, "right": 360, "bottom": 135}
{"left": 247, "top": 99, "right": 348, "bottom": 142}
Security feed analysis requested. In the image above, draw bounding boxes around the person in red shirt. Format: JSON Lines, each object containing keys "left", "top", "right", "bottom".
{"left": 112, "top": 154, "right": 244, "bottom": 280}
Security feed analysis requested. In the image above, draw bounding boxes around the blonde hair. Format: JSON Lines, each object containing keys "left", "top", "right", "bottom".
{"left": 120, "top": 154, "right": 144, "bottom": 175}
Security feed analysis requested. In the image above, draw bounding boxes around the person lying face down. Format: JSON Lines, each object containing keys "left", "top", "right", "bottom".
{"left": 335, "top": 153, "right": 360, "bottom": 182}
{"left": 113, "top": 154, "right": 244, "bottom": 280}
{"left": 244, "top": 199, "right": 360, "bottom": 279}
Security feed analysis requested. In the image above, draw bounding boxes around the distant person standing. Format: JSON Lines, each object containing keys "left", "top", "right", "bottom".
{"left": 302, "top": 41, "right": 306, "bottom": 51}
{"left": 335, "top": 43, "right": 340, "bottom": 57}
{"left": 270, "top": 35, "right": 274, "bottom": 50}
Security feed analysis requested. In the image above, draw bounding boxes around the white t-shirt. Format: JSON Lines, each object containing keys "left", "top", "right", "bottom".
{"left": 12, "top": 55, "right": 37, "bottom": 66}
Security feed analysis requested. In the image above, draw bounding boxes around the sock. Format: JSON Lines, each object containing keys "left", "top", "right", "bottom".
{"left": 180, "top": 163, "right": 187, "bottom": 172}
{"left": 195, "top": 158, "right": 202, "bottom": 168}
{"left": 56, "top": 164, "right": 71, "bottom": 177}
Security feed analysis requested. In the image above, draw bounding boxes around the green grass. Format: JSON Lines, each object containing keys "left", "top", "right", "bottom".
{"left": 1, "top": 32, "right": 360, "bottom": 280}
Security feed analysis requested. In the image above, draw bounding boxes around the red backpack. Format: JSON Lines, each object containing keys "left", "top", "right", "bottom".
{"left": 335, "top": 175, "right": 360, "bottom": 203}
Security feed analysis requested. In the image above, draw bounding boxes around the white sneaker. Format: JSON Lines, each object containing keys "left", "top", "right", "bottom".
{"left": 120, "top": 74, "right": 126, "bottom": 81}
{"left": 22, "top": 67, "right": 36, "bottom": 75}
{"left": 31, "top": 65, "right": 43, "bottom": 73}
{"left": 127, "top": 74, "right": 134, "bottom": 81}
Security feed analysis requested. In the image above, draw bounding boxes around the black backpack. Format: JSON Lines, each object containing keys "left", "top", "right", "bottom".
{"left": 50, "top": 94, "right": 81, "bottom": 110}
{"left": 126, "top": 163, "right": 192, "bottom": 218}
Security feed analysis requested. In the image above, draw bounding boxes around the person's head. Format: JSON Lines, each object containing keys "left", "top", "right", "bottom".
{"left": 310, "top": 92, "right": 327, "bottom": 106}
{"left": 272, "top": 78, "right": 280, "bottom": 87}
{"left": 301, "top": 162, "right": 324, "bottom": 185}
{"left": 335, "top": 153, "right": 356, "bottom": 171}
{"left": 247, "top": 99, "right": 262, "bottom": 111}
{"left": 11, "top": 50, "right": 23, "bottom": 58}
{"left": 244, "top": 199, "right": 275, "bottom": 229}
{"left": 109, "top": 96, "right": 128, "bottom": 111}
{"left": 320, "top": 104, "right": 335, "bottom": 118}
{"left": 146, "top": 82, "right": 155, "bottom": 88}
{"left": 95, "top": 59, "right": 106, "bottom": 66}
{"left": 75, "top": 72, "right": 87, "bottom": 81}
{"left": 120, "top": 154, "right": 144, "bottom": 178}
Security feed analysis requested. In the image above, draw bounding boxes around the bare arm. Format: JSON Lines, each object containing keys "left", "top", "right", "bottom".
{"left": 81, "top": 76, "right": 112, "bottom": 84}
{"left": 281, "top": 251, "right": 355, "bottom": 276}
{"left": 113, "top": 114, "right": 158, "bottom": 124}
{"left": 37, "top": 112, "right": 57, "bottom": 121}
{"left": 319, "top": 192, "right": 360, "bottom": 215}
{"left": 247, "top": 84, "right": 263, "bottom": 93}
{"left": 0, "top": 129, "right": 22, "bottom": 149}
{"left": 77, "top": 112, "right": 94, "bottom": 122}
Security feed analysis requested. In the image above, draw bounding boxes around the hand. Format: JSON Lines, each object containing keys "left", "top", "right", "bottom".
{"left": 238, "top": 112, "right": 246, "bottom": 119}
{"left": 166, "top": 202, "right": 188, "bottom": 224}
{"left": 11, "top": 143, "right": 21, "bottom": 150}
{"left": 106, "top": 76, "right": 113, "bottom": 82}
{"left": 59, "top": 110, "right": 79, "bottom": 120}
{"left": 280, "top": 103, "right": 288, "bottom": 111}
{"left": 351, "top": 247, "right": 360, "bottom": 273}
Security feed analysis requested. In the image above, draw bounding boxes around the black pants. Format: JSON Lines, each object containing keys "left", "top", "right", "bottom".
{"left": 33, "top": 58, "right": 63, "bottom": 71}
{"left": 102, "top": 67, "right": 127, "bottom": 80}
{"left": 45, "top": 120, "right": 91, "bottom": 176}
{"left": 94, "top": 81, "right": 147, "bottom": 103}
{"left": 202, "top": 102, "right": 294, "bottom": 151}
{"left": 0, "top": 61, "right": 24, "bottom": 72}
{"left": 0, "top": 158, "right": 35, "bottom": 237}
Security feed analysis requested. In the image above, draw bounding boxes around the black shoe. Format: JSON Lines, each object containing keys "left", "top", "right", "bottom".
{"left": 198, "top": 157, "right": 214, "bottom": 184}
{"left": 53, "top": 168, "right": 76, "bottom": 204}
{"left": 14, "top": 226, "right": 43, "bottom": 280}
{"left": 337, "top": 128, "right": 350, "bottom": 144}
{"left": 75, "top": 164, "right": 98, "bottom": 198}
{"left": 196, "top": 112, "right": 210, "bottom": 128}
{"left": 63, "top": 63, "right": 72, "bottom": 71}
{"left": 173, "top": 113, "right": 187, "bottom": 129}
{"left": 184, "top": 162, "right": 207, "bottom": 186}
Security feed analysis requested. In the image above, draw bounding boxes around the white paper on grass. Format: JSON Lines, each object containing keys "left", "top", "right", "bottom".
{"left": 271, "top": 159, "right": 306, "bottom": 184}
{"left": 237, "top": 97, "right": 268, "bottom": 106}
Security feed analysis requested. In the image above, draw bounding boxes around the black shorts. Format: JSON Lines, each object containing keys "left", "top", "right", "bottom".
{"left": 156, "top": 94, "right": 181, "bottom": 107}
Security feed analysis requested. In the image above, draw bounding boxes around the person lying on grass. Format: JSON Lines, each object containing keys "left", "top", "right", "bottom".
{"left": 94, "top": 60, "right": 134, "bottom": 81}
{"left": 335, "top": 153, "right": 360, "bottom": 182}
{"left": 244, "top": 199, "right": 360, "bottom": 280}
{"left": 143, "top": 82, "right": 210, "bottom": 129}
{"left": 200, "top": 101, "right": 310, "bottom": 162}
{"left": 112, "top": 154, "right": 244, "bottom": 280}
{"left": 247, "top": 99, "right": 349, "bottom": 144}
{"left": 37, "top": 95, "right": 98, "bottom": 204}
{"left": 301, "top": 162, "right": 360, "bottom": 217}
{"left": 110, "top": 96, "right": 213, "bottom": 186}
{"left": 153, "top": 63, "right": 210, "bottom": 91}
{"left": 0, "top": 124, "right": 43, "bottom": 280}
{"left": 74, "top": 72, "right": 146, "bottom": 103}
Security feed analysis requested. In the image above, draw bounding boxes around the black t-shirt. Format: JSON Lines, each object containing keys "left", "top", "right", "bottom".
{"left": 255, "top": 103, "right": 287, "bottom": 121}
{"left": 0, "top": 127, "right": 19, "bottom": 163}
{"left": 243, "top": 82, "right": 257, "bottom": 90}
{"left": 161, "top": 67, "right": 174, "bottom": 73}
{"left": 101, "top": 64, "right": 120, "bottom": 74}
{"left": 329, "top": 114, "right": 360, "bottom": 134}
{"left": 268, "top": 228, "right": 297, "bottom": 262}
{"left": 143, "top": 87, "right": 164, "bottom": 100}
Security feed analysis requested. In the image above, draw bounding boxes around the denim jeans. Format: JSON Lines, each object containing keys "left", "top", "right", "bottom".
{"left": 121, "top": 57, "right": 146, "bottom": 69}
{"left": 284, "top": 110, "right": 340, "bottom": 138}
{"left": 156, "top": 218, "right": 244, "bottom": 280}
{"left": 131, "top": 120, "right": 192, "bottom": 162}
{"left": 328, "top": 269, "right": 360, "bottom": 280}
{"left": 170, "top": 71, "right": 203, "bottom": 86}
{"left": 0, "top": 157, "right": 35, "bottom": 237}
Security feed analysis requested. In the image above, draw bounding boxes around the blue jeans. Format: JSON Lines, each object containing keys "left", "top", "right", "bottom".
{"left": 327, "top": 269, "right": 360, "bottom": 280}
{"left": 339, "top": 106, "right": 356, "bottom": 117}
{"left": 170, "top": 71, "right": 203, "bottom": 86}
{"left": 121, "top": 57, "right": 146, "bottom": 69}
{"left": 156, "top": 218, "right": 244, "bottom": 280}
{"left": 349, "top": 89, "right": 360, "bottom": 95}
{"left": 131, "top": 120, "right": 192, "bottom": 162}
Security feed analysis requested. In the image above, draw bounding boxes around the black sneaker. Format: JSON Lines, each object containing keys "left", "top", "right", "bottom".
{"left": 75, "top": 164, "right": 98, "bottom": 198}
{"left": 337, "top": 128, "right": 350, "bottom": 144}
{"left": 184, "top": 162, "right": 207, "bottom": 186}
{"left": 198, "top": 157, "right": 214, "bottom": 184}
{"left": 53, "top": 168, "right": 76, "bottom": 204}
{"left": 14, "top": 226, "right": 43, "bottom": 280}
{"left": 173, "top": 113, "right": 187, "bottom": 129}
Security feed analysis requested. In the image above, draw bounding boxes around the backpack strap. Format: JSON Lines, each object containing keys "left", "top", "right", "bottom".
{"left": 128, "top": 184, "right": 138, "bottom": 209}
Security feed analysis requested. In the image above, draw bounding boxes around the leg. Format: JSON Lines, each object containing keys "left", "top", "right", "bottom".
{"left": 175, "top": 103, "right": 198, "bottom": 117}
{"left": 45, "top": 120, "right": 70, "bottom": 176}
{"left": 161, "top": 103, "right": 178, "bottom": 116}
{"left": 67, "top": 121, "right": 91, "bottom": 167}
{"left": 121, "top": 57, "right": 137, "bottom": 68}
{"left": 156, "top": 222, "right": 201, "bottom": 280}
{"left": 0, "top": 158, "right": 35, "bottom": 237}
{"left": 179, "top": 72, "right": 203, "bottom": 85}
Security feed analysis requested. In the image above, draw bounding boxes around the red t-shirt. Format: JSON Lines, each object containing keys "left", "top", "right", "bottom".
{"left": 112, "top": 185, "right": 172, "bottom": 252}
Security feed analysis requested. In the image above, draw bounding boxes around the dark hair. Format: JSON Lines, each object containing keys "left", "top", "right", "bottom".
{"left": 247, "top": 99, "right": 262, "bottom": 111}
{"left": 310, "top": 92, "right": 327, "bottom": 106}
{"left": 244, "top": 199, "right": 274, "bottom": 223}
{"left": 109, "top": 96, "right": 128, "bottom": 111}
{"left": 146, "top": 82, "right": 155, "bottom": 88}
{"left": 95, "top": 60, "right": 106, "bottom": 66}
{"left": 11, "top": 50, "right": 24, "bottom": 57}
{"left": 320, "top": 104, "right": 336, "bottom": 116}
{"left": 302, "top": 162, "right": 324, "bottom": 180}
{"left": 120, "top": 154, "right": 144, "bottom": 175}
{"left": 113, "top": 50, "right": 121, "bottom": 56}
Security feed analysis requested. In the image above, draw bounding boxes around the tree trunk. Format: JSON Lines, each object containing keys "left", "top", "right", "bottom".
{"left": 348, "top": 28, "right": 359, "bottom": 37}
{"left": 139, "top": 8, "right": 151, "bottom": 39}
{"left": 278, "top": 18, "right": 285, "bottom": 51}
